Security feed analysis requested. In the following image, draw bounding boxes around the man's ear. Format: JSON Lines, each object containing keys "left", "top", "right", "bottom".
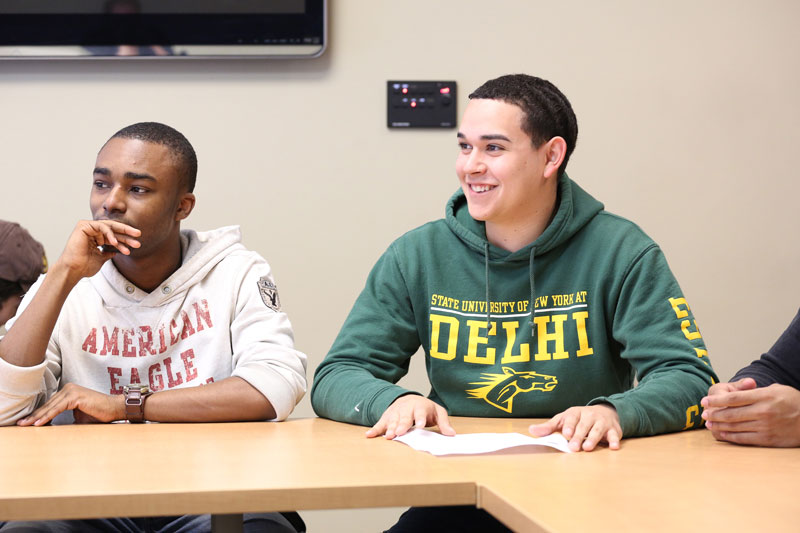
{"left": 175, "top": 192, "right": 196, "bottom": 222}
{"left": 542, "top": 136, "right": 567, "bottom": 180}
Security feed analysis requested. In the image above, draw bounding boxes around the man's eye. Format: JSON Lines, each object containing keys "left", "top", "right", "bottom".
{"left": 131, "top": 187, "right": 148, "bottom": 194}
{"left": 458, "top": 142, "right": 471, "bottom": 151}
{"left": 486, "top": 144, "right": 503, "bottom": 152}
{"left": 93, "top": 181, "right": 109, "bottom": 189}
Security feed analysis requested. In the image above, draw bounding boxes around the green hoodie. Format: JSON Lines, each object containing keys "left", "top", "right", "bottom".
{"left": 312, "top": 175, "right": 717, "bottom": 437}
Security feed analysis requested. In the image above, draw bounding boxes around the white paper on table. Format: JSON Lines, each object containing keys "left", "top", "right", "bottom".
{"left": 393, "top": 428, "right": 572, "bottom": 455}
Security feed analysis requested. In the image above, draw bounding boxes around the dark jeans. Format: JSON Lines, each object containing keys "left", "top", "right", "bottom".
{"left": 0, "top": 512, "right": 304, "bottom": 533}
{"left": 386, "top": 506, "right": 511, "bottom": 533}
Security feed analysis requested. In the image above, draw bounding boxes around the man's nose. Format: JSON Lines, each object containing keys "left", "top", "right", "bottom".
{"left": 463, "top": 151, "right": 486, "bottom": 175}
{"left": 103, "top": 186, "right": 126, "bottom": 214}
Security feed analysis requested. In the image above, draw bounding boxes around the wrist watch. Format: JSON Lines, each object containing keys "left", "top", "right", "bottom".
{"left": 123, "top": 384, "right": 153, "bottom": 423}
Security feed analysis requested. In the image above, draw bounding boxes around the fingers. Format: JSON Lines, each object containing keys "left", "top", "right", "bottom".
{"left": 88, "top": 221, "right": 141, "bottom": 255}
{"left": 569, "top": 411, "right": 595, "bottom": 451}
{"left": 702, "top": 379, "right": 758, "bottom": 408}
{"left": 577, "top": 422, "right": 621, "bottom": 452}
{"left": 528, "top": 413, "right": 563, "bottom": 437}
{"left": 540, "top": 405, "right": 621, "bottom": 452}
{"left": 56, "top": 220, "right": 142, "bottom": 281}
{"left": 365, "top": 418, "right": 387, "bottom": 439}
{"left": 605, "top": 427, "right": 621, "bottom": 450}
{"left": 16, "top": 384, "right": 120, "bottom": 426}
{"left": 731, "top": 378, "right": 758, "bottom": 391}
{"left": 365, "top": 396, "right": 452, "bottom": 439}
{"left": 580, "top": 419, "right": 608, "bottom": 451}
{"left": 390, "top": 405, "right": 418, "bottom": 439}
{"left": 706, "top": 419, "right": 761, "bottom": 433}
{"left": 559, "top": 409, "right": 582, "bottom": 441}
{"left": 702, "top": 389, "right": 762, "bottom": 410}
{"left": 365, "top": 397, "right": 419, "bottom": 439}
{"left": 703, "top": 405, "right": 753, "bottom": 425}
{"left": 706, "top": 381, "right": 736, "bottom": 396}
{"left": 17, "top": 395, "right": 69, "bottom": 426}
{"left": 713, "top": 430, "right": 763, "bottom": 446}
{"left": 434, "top": 405, "right": 456, "bottom": 436}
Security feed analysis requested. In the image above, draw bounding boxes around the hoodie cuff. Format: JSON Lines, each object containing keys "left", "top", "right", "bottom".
{"left": 367, "top": 386, "right": 422, "bottom": 426}
{"left": 233, "top": 364, "right": 305, "bottom": 422}
{"left": 0, "top": 356, "right": 47, "bottom": 397}
{"left": 587, "top": 396, "right": 640, "bottom": 437}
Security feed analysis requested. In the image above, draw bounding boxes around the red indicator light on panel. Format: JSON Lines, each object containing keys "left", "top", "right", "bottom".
{"left": 402, "top": 87, "right": 408, "bottom": 94}
{"left": 440, "top": 87, "right": 450, "bottom": 94}
{"left": 410, "top": 101, "right": 417, "bottom": 108}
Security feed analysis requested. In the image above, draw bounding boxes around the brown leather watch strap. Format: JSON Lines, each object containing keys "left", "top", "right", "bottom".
{"left": 123, "top": 385, "right": 152, "bottom": 423}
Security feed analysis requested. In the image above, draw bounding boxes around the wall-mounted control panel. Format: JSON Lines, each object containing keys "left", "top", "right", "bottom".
{"left": 387, "top": 80, "right": 457, "bottom": 128}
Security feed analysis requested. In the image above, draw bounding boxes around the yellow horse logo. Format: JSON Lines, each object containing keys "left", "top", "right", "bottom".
{"left": 467, "top": 367, "right": 557, "bottom": 413}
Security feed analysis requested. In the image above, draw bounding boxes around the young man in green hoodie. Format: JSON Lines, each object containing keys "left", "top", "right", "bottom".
{"left": 313, "top": 72, "right": 715, "bottom": 459}
{"left": 313, "top": 73, "right": 717, "bottom": 530}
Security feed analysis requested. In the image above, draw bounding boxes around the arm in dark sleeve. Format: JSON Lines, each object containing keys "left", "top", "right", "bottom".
{"left": 732, "top": 309, "right": 800, "bottom": 389}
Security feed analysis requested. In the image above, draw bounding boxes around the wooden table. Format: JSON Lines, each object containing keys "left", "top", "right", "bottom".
{"left": 0, "top": 417, "right": 797, "bottom": 532}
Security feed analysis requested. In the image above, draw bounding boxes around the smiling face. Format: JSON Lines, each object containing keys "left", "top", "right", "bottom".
{"left": 456, "top": 98, "right": 564, "bottom": 250}
{"left": 90, "top": 137, "right": 194, "bottom": 259}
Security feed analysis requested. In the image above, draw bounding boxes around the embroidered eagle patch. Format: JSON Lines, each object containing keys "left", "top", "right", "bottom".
{"left": 257, "top": 277, "right": 281, "bottom": 311}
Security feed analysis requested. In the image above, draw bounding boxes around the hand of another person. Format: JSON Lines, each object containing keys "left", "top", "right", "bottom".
{"left": 704, "top": 377, "right": 758, "bottom": 399}
{"left": 701, "top": 380, "right": 800, "bottom": 447}
{"left": 699, "top": 377, "right": 757, "bottom": 427}
{"left": 56, "top": 220, "right": 141, "bottom": 283}
{"left": 365, "top": 395, "right": 456, "bottom": 439}
{"left": 529, "top": 404, "right": 622, "bottom": 452}
{"left": 17, "top": 383, "right": 124, "bottom": 426}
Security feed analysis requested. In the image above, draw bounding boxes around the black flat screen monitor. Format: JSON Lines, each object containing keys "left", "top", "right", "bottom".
{"left": 0, "top": 0, "right": 327, "bottom": 59}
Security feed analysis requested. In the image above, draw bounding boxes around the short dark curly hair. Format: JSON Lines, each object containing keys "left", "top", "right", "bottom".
{"left": 469, "top": 74, "right": 578, "bottom": 178}
{"left": 109, "top": 122, "right": 198, "bottom": 192}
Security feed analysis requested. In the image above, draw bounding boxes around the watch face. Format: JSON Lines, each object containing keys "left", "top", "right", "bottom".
{"left": 124, "top": 384, "right": 150, "bottom": 394}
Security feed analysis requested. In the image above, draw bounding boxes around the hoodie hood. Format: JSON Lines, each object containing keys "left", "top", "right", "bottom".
{"left": 445, "top": 173, "right": 604, "bottom": 260}
{"left": 91, "top": 225, "right": 246, "bottom": 307}
{"left": 444, "top": 174, "right": 604, "bottom": 338}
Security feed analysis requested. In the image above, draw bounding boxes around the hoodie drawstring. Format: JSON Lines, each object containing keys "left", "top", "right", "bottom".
{"left": 484, "top": 243, "right": 537, "bottom": 340}
{"left": 484, "top": 243, "right": 491, "bottom": 328}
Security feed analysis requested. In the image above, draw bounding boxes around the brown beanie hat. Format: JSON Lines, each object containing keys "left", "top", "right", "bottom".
{"left": 0, "top": 221, "right": 48, "bottom": 291}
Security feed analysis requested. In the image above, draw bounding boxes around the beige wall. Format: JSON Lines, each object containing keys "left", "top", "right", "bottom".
{"left": 2, "top": 1, "right": 799, "bottom": 530}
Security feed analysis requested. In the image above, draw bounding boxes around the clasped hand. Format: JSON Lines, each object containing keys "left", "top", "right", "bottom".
{"left": 702, "top": 378, "right": 800, "bottom": 447}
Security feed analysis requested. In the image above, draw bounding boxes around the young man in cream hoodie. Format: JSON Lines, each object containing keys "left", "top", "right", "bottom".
{"left": 0, "top": 122, "right": 306, "bottom": 532}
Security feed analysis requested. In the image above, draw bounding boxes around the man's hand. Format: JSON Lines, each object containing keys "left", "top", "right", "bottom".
{"left": 0, "top": 220, "right": 142, "bottom": 369}
{"left": 365, "top": 395, "right": 456, "bottom": 439}
{"left": 704, "top": 377, "right": 758, "bottom": 398}
{"left": 529, "top": 404, "right": 622, "bottom": 452}
{"left": 17, "top": 383, "right": 124, "bottom": 426}
{"left": 701, "top": 379, "right": 800, "bottom": 447}
{"left": 701, "top": 377, "right": 758, "bottom": 428}
{"left": 56, "top": 220, "right": 141, "bottom": 282}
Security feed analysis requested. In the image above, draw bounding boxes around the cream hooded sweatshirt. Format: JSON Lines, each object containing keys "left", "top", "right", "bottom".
{"left": 0, "top": 226, "right": 307, "bottom": 425}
